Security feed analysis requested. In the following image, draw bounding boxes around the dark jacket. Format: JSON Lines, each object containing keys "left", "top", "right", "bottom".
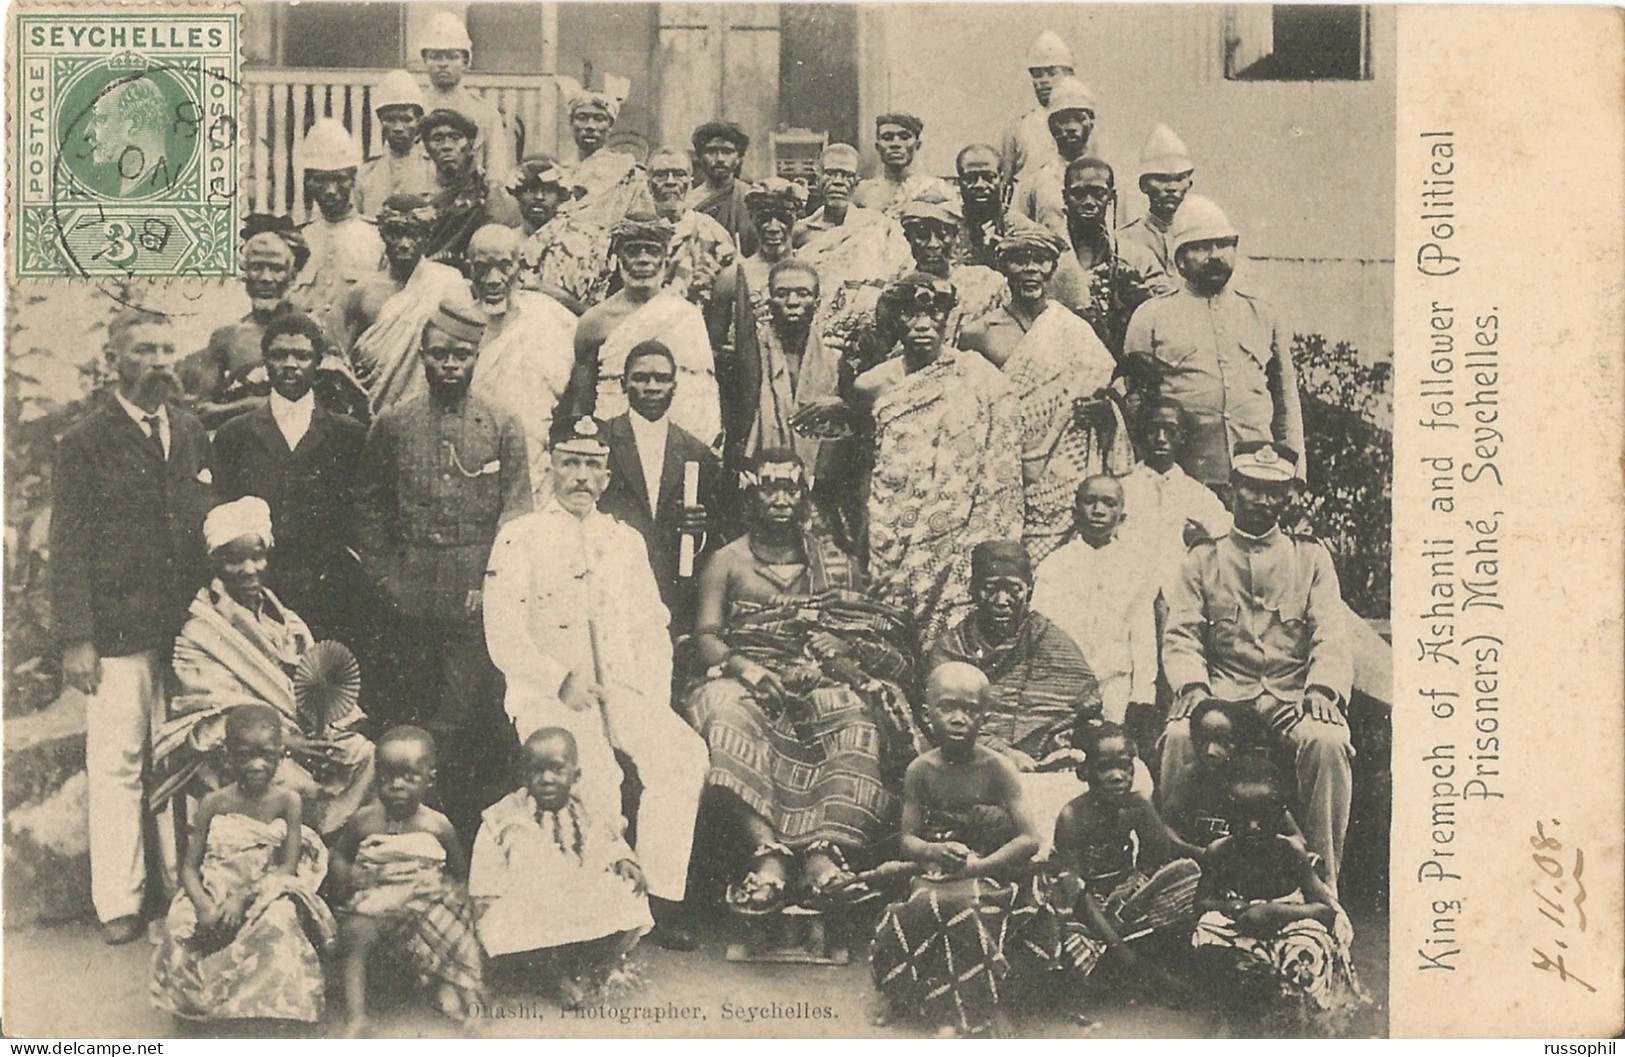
{"left": 213, "top": 402, "right": 367, "bottom": 634}
{"left": 50, "top": 400, "right": 213, "bottom": 656}
{"left": 598, "top": 412, "right": 725, "bottom": 634}
{"left": 355, "top": 392, "right": 531, "bottom": 625}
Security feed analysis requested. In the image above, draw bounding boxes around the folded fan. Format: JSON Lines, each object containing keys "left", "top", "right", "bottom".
{"left": 294, "top": 640, "right": 362, "bottom": 736}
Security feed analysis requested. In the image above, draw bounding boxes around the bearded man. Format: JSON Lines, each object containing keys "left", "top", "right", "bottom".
{"left": 685, "top": 121, "right": 758, "bottom": 257}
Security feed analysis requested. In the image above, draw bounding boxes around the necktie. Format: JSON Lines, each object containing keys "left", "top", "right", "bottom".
{"left": 143, "top": 414, "right": 164, "bottom": 458}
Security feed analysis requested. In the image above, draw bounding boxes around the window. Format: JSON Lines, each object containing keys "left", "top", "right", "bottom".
{"left": 281, "top": 4, "right": 403, "bottom": 69}
{"left": 1226, "top": 5, "right": 1371, "bottom": 81}
{"left": 465, "top": 4, "right": 548, "bottom": 74}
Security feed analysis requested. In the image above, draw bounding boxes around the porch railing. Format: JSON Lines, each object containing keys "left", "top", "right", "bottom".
{"left": 241, "top": 68, "right": 561, "bottom": 219}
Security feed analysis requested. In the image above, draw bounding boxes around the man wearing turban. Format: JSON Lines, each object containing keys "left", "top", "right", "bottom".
{"left": 961, "top": 219, "right": 1130, "bottom": 564}
{"left": 557, "top": 84, "right": 656, "bottom": 229}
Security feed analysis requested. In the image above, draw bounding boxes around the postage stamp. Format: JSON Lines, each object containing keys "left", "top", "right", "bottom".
{"left": 13, "top": 11, "right": 238, "bottom": 278}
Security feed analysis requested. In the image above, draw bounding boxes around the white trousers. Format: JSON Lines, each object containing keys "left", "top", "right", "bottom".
{"left": 84, "top": 651, "right": 161, "bottom": 923}
{"left": 506, "top": 686, "right": 708, "bottom": 902}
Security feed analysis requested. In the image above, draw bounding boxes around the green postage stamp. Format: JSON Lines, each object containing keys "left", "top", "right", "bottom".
{"left": 13, "top": 10, "right": 239, "bottom": 278}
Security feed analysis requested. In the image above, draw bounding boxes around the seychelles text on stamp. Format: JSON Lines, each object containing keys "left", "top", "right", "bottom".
{"left": 13, "top": 10, "right": 239, "bottom": 278}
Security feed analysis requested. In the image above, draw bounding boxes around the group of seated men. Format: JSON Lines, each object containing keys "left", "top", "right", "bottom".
{"left": 51, "top": 22, "right": 1379, "bottom": 1033}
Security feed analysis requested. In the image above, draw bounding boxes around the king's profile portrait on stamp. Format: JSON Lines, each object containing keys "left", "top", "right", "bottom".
{"left": 14, "top": 12, "right": 239, "bottom": 278}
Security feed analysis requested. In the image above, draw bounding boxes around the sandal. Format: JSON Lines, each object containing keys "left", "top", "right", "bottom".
{"left": 725, "top": 842, "right": 793, "bottom": 917}
{"left": 803, "top": 841, "right": 885, "bottom": 909}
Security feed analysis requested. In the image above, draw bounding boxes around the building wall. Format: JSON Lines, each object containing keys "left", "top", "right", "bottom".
{"left": 865, "top": 4, "right": 1396, "bottom": 357}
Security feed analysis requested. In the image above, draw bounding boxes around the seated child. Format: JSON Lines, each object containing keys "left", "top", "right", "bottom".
{"left": 1050, "top": 723, "right": 1201, "bottom": 982}
{"left": 470, "top": 728, "right": 651, "bottom": 1005}
{"left": 870, "top": 662, "right": 1048, "bottom": 1038}
{"left": 1162, "top": 698, "right": 1307, "bottom": 853}
{"left": 330, "top": 726, "right": 485, "bottom": 1037}
{"left": 1191, "top": 757, "right": 1369, "bottom": 1034}
{"left": 152, "top": 704, "right": 336, "bottom": 1023}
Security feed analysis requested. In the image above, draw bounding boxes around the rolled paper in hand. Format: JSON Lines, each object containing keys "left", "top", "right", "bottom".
{"left": 679, "top": 460, "right": 699, "bottom": 577}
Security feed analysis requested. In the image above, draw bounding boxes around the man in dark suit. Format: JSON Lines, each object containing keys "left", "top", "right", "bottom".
{"left": 598, "top": 339, "right": 726, "bottom": 637}
{"left": 50, "top": 310, "right": 213, "bottom": 944}
{"left": 213, "top": 310, "right": 366, "bottom": 642}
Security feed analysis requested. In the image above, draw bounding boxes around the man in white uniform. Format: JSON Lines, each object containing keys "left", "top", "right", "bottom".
{"left": 483, "top": 414, "right": 708, "bottom": 949}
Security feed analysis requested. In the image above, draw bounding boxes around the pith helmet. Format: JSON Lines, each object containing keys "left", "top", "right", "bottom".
{"left": 1025, "top": 30, "right": 1074, "bottom": 70}
{"left": 1046, "top": 76, "right": 1097, "bottom": 116}
{"left": 373, "top": 69, "right": 425, "bottom": 116}
{"left": 1168, "top": 194, "right": 1238, "bottom": 254}
{"left": 420, "top": 11, "right": 472, "bottom": 53}
{"left": 301, "top": 118, "right": 362, "bottom": 171}
{"left": 1140, "top": 123, "right": 1194, "bottom": 177}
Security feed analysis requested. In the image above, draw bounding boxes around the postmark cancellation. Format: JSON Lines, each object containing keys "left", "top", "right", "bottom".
{"left": 13, "top": 9, "right": 239, "bottom": 279}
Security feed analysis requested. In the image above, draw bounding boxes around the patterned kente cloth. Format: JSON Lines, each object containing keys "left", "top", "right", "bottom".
{"left": 343, "top": 832, "right": 485, "bottom": 1008}
{"left": 871, "top": 806, "right": 1060, "bottom": 1034}
{"left": 1192, "top": 896, "right": 1371, "bottom": 1032}
{"left": 868, "top": 350, "right": 1023, "bottom": 645}
{"left": 823, "top": 264, "right": 1011, "bottom": 379}
{"left": 999, "top": 301, "right": 1134, "bottom": 563}
{"left": 152, "top": 814, "right": 336, "bottom": 1022}
{"left": 686, "top": 537, "right": 918, "bottom": 851}
{"left": 520, "top": 217, "right": 615, "bottom": 309}
{"left": 928, "top": 612, "right": 1101, "bottom": 759}
{"left": 1057, "top": 859, "right": 1203, "bottom": 976}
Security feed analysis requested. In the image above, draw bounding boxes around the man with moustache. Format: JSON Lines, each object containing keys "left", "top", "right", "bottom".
{"left": 999, "top": 30, "right": 1075, "bottom": 184}
{"left": 648, "top": 145, "right": 737, "bottom": 307}
{"left": 1123, "top": 194, "right": 1303, "bottom": 489}
{"left": 598, "top": 341, "right": 723, "bottom": 635}
{"left": 960, "top": 220, "right": 1126, "bottom": 564}
{"left": 212, "top": 310, "right": 367, "bottom": 642}
{"left": 1047, "top": 156, "right": 1161, "bottom": 358}
{"left": 1160, "top": 441, "right": 1353, "bottom": 892}
{"left": 354, "top": 293, "right": 531, "bottom": 839}
{"left": 420, "top": 108, "right": 522, "bottom": 270}
{"left": 182, "top": 223, "right": 308, "bottom": 428}
{"left": 687, "top": 121, "right": 758, "bottom": 257}
{"left": 484, "top": 414, "right": 709, "bottom": 950}
{"left": 293, "top": 120, "right": 385, "bottom": 350}
{"left": 355, "top": 70, "right": 435, "bottom": 218}
{"left": 51, "top": 310, "right": 213, "bottom": 944}
{"left": 1118, "top": 124, "right": 1195, "bottom": 279}
{"left": 793, "top": 143, "right": 910, "bottom": 298}
{"left": 461, "top": 223, "right": 580, "bottom": 502}
{"left": 1012, "top": 77, "right": 1098, "bottom": 240}
{"left": 568, "top": 213, "right": 721, "bottom": 448}
{"left": 510, "top": 154, "right": 614, "bottom": 314}
{"left": 949, "top": 144, "right": 1010, "bottom": 269}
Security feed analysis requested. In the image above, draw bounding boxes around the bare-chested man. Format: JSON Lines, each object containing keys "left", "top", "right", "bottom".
{"left": 343, "top": 194, "right": 439, "bottom": 352}
{"left": 687, "top": 451, "right": 916, "bottom": 912}
{"left": 567, "top": 213, "right": 721, "bottom": 446}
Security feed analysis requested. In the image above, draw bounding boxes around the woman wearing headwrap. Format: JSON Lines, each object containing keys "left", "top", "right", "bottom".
{"left": 153, "top": 497, "right": 376, "bottom": 842}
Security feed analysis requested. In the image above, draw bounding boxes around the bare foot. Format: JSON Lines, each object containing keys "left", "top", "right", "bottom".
{"left": 989, "top": 1008, "right": 1015, "bottom": 1038}
{"left": 339, "top": 1017, "right": 372, "bottom": 1039}
{"left": 803, "top": 849, "right": 846, "bottom": 894}
{"left": 436, "top": 983, "right": 465, "bottom": 1021}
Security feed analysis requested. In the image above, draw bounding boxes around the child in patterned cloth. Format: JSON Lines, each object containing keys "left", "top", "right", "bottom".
{"left": 152, "top": 704, "right": 336, "bottom": 1024}
{"left": 1190, "top": 756, "right": 1369, "bottom": 1035}
{"left": 330, "top": 726, "right": 485, "bottom": 1037}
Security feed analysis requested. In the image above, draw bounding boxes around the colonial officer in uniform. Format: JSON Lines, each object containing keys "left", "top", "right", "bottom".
{"left": 1122, "top": 194, "right": 1305, "bottom": 491}
{"left": 354, "top": 291, "right": 531, "bottom": 839}
{"left": 1159, "top": 439, "right": 1354, "bottom": 892}
{"left": 483, "top": 414, "right": 709, "bottom": 950}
